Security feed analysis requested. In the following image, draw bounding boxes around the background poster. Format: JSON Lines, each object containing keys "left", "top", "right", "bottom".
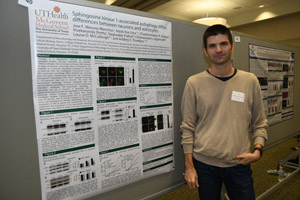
{"left": 26, "top": 0, "right": 174, "bottom": 199}
{"left": 249, "top": 44, "right": 295, "bottom": 125}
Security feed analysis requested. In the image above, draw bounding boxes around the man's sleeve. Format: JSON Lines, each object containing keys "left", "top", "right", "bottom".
{"left": 180, "top": 78, "right": 197, "bottom": 153}
{"left": 251, "top": 75, "right": 268, "bottom": 146}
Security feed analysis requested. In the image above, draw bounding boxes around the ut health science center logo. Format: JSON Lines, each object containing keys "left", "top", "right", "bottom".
{"left": 35, "top": 6, "right": 70, "bottom": 33}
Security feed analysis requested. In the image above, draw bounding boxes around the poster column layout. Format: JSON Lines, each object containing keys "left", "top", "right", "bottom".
{"left": 249, "top": 44, "right": 295, "bottom": 125}
{"left": 25, "top": 0, "right": 173, "bottom": 200}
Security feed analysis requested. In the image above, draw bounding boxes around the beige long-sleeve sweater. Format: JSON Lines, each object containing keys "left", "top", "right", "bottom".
{"left": 180, "top": 70, "right": 268, "bottom": 167}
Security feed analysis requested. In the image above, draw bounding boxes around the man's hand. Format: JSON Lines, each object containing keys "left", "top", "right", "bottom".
{"left": 235, "top": 151, "right": 260, "bottom": 165}
{"left": 184, "top": 153, "right": 199, "bottom": 189}
{"left": 184, "top": 167, "right": 199, "bottom": 189}
{"left": 235, "top": 144, "right": 263, "bottom": 165}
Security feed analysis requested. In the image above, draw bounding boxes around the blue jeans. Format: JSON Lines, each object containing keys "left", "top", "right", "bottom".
{"left": 193, "top": 159, "right": 255, "bottom": 200}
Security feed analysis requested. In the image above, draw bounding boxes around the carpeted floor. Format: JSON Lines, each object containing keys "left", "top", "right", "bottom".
{"left": 152, "top": 137, "right": 300, "bottom": 200}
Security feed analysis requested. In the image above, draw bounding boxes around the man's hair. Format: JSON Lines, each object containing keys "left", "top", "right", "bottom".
{"left": 203, "top": 24, "right": 233, "bottom": 50}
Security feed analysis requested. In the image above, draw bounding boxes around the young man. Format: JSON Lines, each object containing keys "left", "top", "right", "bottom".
{"left": 180, "top": 24, "right": 268, "bottom": 200}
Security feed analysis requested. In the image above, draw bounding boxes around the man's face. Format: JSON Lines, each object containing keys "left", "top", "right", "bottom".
{"left": 204, "top": 34, "right": 234, "bottom": 66}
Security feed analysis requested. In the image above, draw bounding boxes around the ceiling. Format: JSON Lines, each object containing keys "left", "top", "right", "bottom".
{"left": 89, "top": 0, "right": 300, "bottom": 47}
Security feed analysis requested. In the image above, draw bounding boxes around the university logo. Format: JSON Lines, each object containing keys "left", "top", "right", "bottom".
{"left": 35, "top": 6, "right": 68, "bottom": 19}
{"left": 35, "top": 6, "right": 69, "bottom": 31}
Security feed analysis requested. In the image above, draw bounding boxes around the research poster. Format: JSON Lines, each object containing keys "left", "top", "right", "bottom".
{"left": 249, "top": 44, "right": 295, "bottom": 125}
{"left": 21, "top": 0, "right": 174, "bottom": 199}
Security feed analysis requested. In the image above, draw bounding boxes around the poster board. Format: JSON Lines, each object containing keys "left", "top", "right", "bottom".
{"left": 20, "top": 0, "right": 174, "bottom": 199}
{"left": 249, "top": 44, "right": 295, "bottom": 125}
{"left": 232, "top": 34, "right": 300, "bottom": 148}
{"left": 0, "top": 0, "right": 300, "bottom": 200}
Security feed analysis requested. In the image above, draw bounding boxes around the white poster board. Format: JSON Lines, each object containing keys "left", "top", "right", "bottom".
{"left": 20, "top": 0, "right": 174, "bottom": 199}
{"left": 249, "top": 44, "right": 295, "bottom": 125}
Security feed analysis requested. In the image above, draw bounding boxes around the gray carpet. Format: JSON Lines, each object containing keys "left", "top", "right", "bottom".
{"left": 153, "top": 137, "right": 300, "bottom": 200}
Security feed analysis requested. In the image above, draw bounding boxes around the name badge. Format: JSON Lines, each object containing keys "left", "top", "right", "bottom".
{"left": 231, "top": 91, "right": 245, "bottom": 103}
